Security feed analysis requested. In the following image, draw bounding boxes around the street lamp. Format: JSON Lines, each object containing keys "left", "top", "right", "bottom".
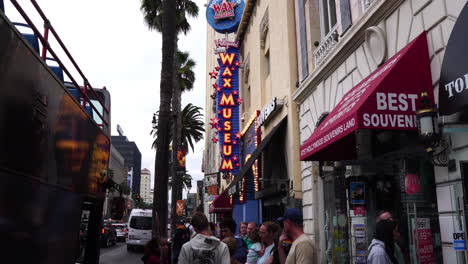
{"left": 415, "top": 92, "right": 440, "bottom": 152}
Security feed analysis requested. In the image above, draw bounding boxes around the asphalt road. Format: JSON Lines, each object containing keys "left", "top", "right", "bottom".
{"left": 99, "top": 242, "right": 143, "bottom": 264}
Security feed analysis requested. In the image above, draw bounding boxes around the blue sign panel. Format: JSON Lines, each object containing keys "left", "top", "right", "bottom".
{"left": 216, "top": 47, "right": 241, "bottom": 180}
{"left": 206, "top": 0, "right": 245, "bottom": 33}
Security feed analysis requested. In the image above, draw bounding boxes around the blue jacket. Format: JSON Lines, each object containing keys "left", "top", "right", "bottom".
{"left": 233, "top": 236, "right": 248, "bottom": 263}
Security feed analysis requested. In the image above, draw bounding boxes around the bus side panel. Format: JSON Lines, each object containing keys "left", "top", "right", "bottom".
{"left": 0, "top": 170, "right": 84, "bottom": 263}
{"left": 0, "top": 12, "right": 109, "bottom": 264}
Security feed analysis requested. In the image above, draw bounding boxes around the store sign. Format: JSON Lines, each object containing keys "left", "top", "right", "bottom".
{"left": 453, "top": 231, "right": 466, "bottom": 251}
{"left": 439, "top": 2, "right": 468, "bottom": 115}
{"left": 216, "top": 47, "right": 241, "bottom": 181}
{"left": 300, "top": 33, "right": 433, "bottom": 161}
{"left": 206, "top": 0, "right": 245, "bottom": 33}
{"left": 215, "top": 38, "right": 239, "bottom": 49}
{"left": 415, "top": 218, "right": 435, "bottom": 263}
{"left": 207, "top": 185, "right": 219, "bottom": 196}
{"left": 205, "top": 174, "right": 218, "bottom": 186}
{"left": 258, "top": 97, "right": 283, "bottom": 127}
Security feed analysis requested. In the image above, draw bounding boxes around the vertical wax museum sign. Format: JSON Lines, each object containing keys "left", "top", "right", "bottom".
{"left": 206, "top": 0, "right": 245, "bottom": 33}
{"left": 439, "top": 2, "right": 468, "bottom": 115}
{"left": 217, "top": 47, "right": 241, "bottom": 179}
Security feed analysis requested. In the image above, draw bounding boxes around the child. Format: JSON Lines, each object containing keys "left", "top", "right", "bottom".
{"left": 142, "top": 238, "right": 161, "bottom": 264}
{"left": 246, "top": 228, "right": 262, "bottom": 264}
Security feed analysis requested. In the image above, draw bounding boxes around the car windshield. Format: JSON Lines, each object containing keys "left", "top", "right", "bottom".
{"left": 130, "top": 216, "right": 152, "bottom": 230}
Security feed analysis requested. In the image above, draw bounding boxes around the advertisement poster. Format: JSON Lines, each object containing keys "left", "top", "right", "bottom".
{"left": 350, "top": 182, "right": 365, "bottom": 205}
{"left": 415, "top": 218, "right": 435, "bottom": 264}
{"left": 354, "top": 224, "right": 367, "bottom": 264}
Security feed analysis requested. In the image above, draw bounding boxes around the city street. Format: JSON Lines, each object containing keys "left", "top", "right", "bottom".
{"left": 99, "top": 243, "right": 143, "bottom": 264}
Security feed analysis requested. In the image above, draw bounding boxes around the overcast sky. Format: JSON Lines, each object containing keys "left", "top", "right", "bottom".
{"left": 5, "top": 0, "right": 207, "bottom": 196}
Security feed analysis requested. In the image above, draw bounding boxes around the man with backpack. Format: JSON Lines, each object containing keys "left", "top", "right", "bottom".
{"left": 178, "top": 213, "right": 230, "bottom": 264}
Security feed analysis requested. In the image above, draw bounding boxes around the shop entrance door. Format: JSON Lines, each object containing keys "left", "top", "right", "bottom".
{"left": 323, "top": 168, "right": 350, "bottom": 264}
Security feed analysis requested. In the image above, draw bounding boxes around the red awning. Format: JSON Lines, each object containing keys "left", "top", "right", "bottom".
{"left": 300, "top": 32, "right": 434, "bottom": 161}
{"left": 209, "top": 191, "right": 232, "bottom": 214}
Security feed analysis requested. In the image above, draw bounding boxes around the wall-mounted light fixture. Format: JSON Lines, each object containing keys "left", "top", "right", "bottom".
{"left": 416, "top": 92, "right": 440, "bottom": 152}
{"left": 415, "top": 92, "right": 448, "bottom": 166}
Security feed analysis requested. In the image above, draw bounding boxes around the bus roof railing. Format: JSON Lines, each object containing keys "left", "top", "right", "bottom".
{"left": 7, "top": 0, "right": 109, "bottom": 129}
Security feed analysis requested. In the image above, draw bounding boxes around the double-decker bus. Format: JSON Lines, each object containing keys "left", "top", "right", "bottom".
{"left": 0, "top": 1, "right": 111, "bottom": 263}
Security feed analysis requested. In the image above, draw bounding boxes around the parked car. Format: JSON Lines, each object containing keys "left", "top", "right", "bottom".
{"left": 100, "top": 220, "right": 117, "bottom": 247}
{"left": 112, "top": 223, "right": 128, "bottom": 242}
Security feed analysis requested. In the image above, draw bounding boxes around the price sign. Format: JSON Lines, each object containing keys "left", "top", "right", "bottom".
{"left": 415, "top": 218, "right": 435, "bottom": 264}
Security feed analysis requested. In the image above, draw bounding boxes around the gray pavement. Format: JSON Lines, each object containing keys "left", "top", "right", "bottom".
{"left": 99, "top": 242, "right": 143, "bottom": 264}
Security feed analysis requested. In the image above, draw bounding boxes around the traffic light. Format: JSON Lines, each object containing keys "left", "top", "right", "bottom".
{"left": 135, "top": 195, "right": 141, "bottom": 202}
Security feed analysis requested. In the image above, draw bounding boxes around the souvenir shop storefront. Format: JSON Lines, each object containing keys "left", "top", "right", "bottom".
{"left": 299, "top": 33, "right": 443, "bottom": 263}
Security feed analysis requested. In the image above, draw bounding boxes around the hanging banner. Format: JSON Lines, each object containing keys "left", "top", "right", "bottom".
{"left": 439, "top": 2, "right": 468, "bottom": 115}
{"left": 206, "top": 0, "right": 245, "bottom": 33}
{"left": 176, "top": 200, "right": 185, "bottom": 216}
{"left": 177, "top": 149, "right": 187, "bottom": 170}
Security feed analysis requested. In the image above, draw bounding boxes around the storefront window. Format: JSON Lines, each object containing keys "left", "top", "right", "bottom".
{"left": 321, "top": 157, "right": 442, "bottom": 263}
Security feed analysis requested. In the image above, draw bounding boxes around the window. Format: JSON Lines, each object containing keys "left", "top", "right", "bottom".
{"left": 130, "top": 216, "right": 152, "bottom": 230}
{"left": 320, "top": 0, "right": 337, "bottom": 37}
{"left": 265, "top": 51, "right": 270, "bottom": 77}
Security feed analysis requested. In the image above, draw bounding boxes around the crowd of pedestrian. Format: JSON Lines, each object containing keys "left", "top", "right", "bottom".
{"left": 142, "top": 208, "right": 411, "bottom": 264}
{"left": 141, "top": 208, "right": 315, "bottom": 264}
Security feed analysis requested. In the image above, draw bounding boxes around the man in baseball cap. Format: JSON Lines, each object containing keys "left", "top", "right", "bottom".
{"left": 277, "top": 208, "right": 315, "bottom": 264}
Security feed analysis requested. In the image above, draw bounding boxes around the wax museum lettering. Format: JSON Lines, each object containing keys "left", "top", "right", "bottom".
{"left": 216, "top": 46, "right": 241, "bottom": 176}
{"left": 212, "top": 0, "right": 236, "bottom": 19}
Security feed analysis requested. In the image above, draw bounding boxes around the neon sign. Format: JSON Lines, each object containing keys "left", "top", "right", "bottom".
{"left": 212, "top": 0, "right": 237, "bottom": 19}
{"left": 206, "top": 0, "right": 245, "bottom": 33}
{"left": 210, "top": 46, "right": 241, "bottom": 180}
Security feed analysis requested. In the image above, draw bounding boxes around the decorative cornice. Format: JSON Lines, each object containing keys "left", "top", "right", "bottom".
{"left": 292, "top": 0, "right": 405, "bottom": 104}
{"left": 236, "top": 0, "right": 256, "bottom": 42}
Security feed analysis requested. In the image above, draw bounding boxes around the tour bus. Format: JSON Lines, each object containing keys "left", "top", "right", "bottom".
{"left": 127, "top": 209, "right": 153, "bottom": 250}
{"left": 0, "top": 1, "right": 111, "bottom": 263}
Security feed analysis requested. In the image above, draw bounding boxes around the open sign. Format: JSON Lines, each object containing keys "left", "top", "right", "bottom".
{"left": 453, "top": 231, "right": 467, "bottom": 251}
{"left": 454, "top": 232, "right": 465, "bottom": 240}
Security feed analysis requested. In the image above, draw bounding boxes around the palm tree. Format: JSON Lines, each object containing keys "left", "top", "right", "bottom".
{"left": 150, "top": 103, "right": 204, "bottom": 151}
{"left": 141, "top": 0, "right": 177, "bottom": 238}
{"left": 141, "top": 0, "right": 199, "bottom": 238}
{"left": 168, "top": 172, "right": 193, "bottom": 191}
{"left": 151, "top": 103, "right": 204, "bottom": 229}
{"left": 170, "top": 50, "right": 197, "bottom": 230}
{"left": 180, "top": 103, "right": 204, "bottom": 151}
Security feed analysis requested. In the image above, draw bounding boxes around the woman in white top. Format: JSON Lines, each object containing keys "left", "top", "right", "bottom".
{"left": 256, "top": 222, "right": 279, "bottom": 264}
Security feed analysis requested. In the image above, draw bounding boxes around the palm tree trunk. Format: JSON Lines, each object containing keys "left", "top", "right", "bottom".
{"left": 170, "top": 45, "right": 182, "bottom": 233}
{"left": 153, "top": 0, "right": 176, "bottom": 239}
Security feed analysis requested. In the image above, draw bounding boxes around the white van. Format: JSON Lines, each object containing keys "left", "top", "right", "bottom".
{"left": 126, "top": 209, "right": 153, "bottom": 250}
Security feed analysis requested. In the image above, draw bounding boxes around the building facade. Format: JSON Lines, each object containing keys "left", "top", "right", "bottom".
{"left": 232, "top": 0, "right": 302, "bottom": 223}
{"left": 140, "top": 168, "right": 152, "bottom": 204}
{"left": 204, "top": 0, "right": 302, "bottom": 231}
{"left": 111, "top": 135, "right": 142, "bottom": 195}
{"left": 294, "top": 0, "right": 468, "bottom": 263}
{"left": 103, "top": 145, "right": 127, "bottom": 219}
